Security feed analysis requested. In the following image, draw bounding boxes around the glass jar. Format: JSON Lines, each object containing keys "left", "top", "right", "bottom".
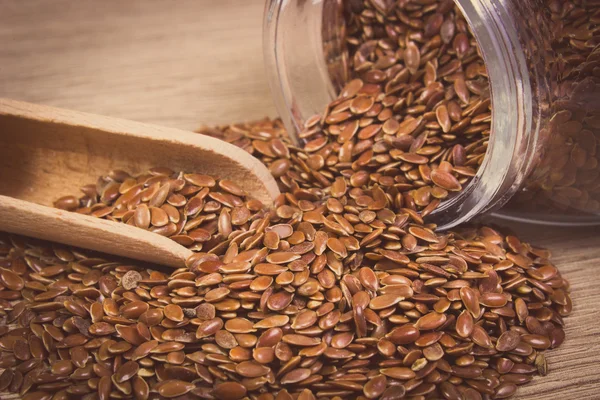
{"left": 263, "top": 0, "right": 600, "bottom": 229}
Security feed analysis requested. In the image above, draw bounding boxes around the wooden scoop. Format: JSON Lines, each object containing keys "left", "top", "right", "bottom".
{"left": 0, "top": 99, "right": 280, "bottom": 268}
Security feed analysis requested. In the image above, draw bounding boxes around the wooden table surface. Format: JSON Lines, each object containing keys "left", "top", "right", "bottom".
{"left": 0, "top": 1, "right": 599, "bottom": 399}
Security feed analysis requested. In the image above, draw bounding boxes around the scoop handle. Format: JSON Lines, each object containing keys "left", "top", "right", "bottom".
{"left": 0, "top": 195, "right": 193, "bottom": 268}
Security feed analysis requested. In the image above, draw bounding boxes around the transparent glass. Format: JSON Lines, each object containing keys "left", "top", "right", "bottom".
{"left": 264, "top": 0, "right": 600, "bottom": 229}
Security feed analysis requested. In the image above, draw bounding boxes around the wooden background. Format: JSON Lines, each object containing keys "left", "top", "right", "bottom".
{"left": 0, "top": 1, "right": 599, "bottom": 399}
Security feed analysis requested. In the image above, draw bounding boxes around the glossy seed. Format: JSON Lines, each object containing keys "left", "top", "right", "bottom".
{"left": 363, "top": 375, "right": 387, "bottom": 399}
{"left": 496, "top": 330, "right": 521, "bottom": 352}
{"left": 213, "top": 382, "right": 247, "bottom": 400}
{"left": 0, "top": 268, "right": 24, "bottom": 291}
{"left": 380, "top": 367, "right": 416, "bottom": 380}
{"left": 157, "top": 380, "right": 195, "bottom": 398}
{"left": 387, "top": 325, "right": 420, "bottom": 345}
{"left": 235, "top": 361, "right": 270, "bottom": 378}
{"left": 416, "top": 312, "right": 447, "bottom": 330}
{"left": 132, "top": 376, "right": 149, "bottom": 400}
{"left": 456, "top": 309, "right": 474, "bottom": 338}
{"left": 164, "top": 304, "right": 184, "bottom": 322}
{"left": 281, "top": 368, "right": 311, "bottom": 384}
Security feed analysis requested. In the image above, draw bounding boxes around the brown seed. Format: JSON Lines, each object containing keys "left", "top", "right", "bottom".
{"left": 292, "top": 310, "right": 318, "bottom": 330}
{"left": 166, "top": 351, "right": 185, "bottom": 364}
{"left": 197, "top": 318, "right": 224, "bottom": 338}
{"left": 264, "top": 231, "right": 280, "bottom": 250}
{"left": 149, "top": 183, "right": 170, "bottom": 208}
{"left": 380, "top": 385, "right": 407, "bottom": 400}
{"left": 266, "top": 252, "right": 301, "bottom": 264}
{"left": 439, "top": 381, "right": 463, "bottom": 400}
{"left": 133, "top": 204, "right": 151, "bottom": 229}
{"left": 460, "top": 287, "right": 480, "bottom": 317}
{"left": 405, "top": 42, "right": 421, "bottom": 74}
{"left": 521, "top": 334, "right": 551, "bottom": 349}
{"left": 98, "top": 375, "right": 111, "bottom": 400}
{"left": 282, "top": 334, "right": 321, "bottom": 347}
{"left": 13, "top": 339, "right": 30, "bottom": 360}
{"left": 363, "top": 375, "right": 387, "bottom": 399}
{"left": 480, "top": 292, "right": 509, "bottom": 307}
{"left": 252, "top": 346, "right": 275, "bottom": 364}
{"left": 132, "top": 376, "right": 149, "bottom": 400}
{"left": 369, "top": 294, "right": 404, "bottom": 310}
{"left": 184, "top": 173, "right": 215, "bottom": 187}
{"left": 50, "top": 360, "right": 73, "bottom": 376}
{"left": 213, "top": 382, "right": 247, "bottom": 400}
{"left": 140, "top": 308, "right": 164, "bottom": 326}
{"left": 514, "top": 297, "right": 529, "bottom": 323}
{"left": 358, "top": 267, "right": 379, "bottom": 292}
{"left": 281, "top": 368, "right": 311, "bottom": 384}
{"left": 121, "top": 301, "right": 149, "bottom": 319}
{"left": 456, "top": 309, "right": 474, "bottom": 338}
{"left": 471, "top": 325, "right": 494, "bottom": 349}
{"left": 115, "top": 360, "right": 139, "bottom": 383}
{"left": 297, "top": 389, "right": 316, "bottom": 400}
{"left": 380, "top": 367, "right": 416, "bottom": 380}
{"left": 495, "top": 383, "right": 517, "bottom": 399}
{"left": 387, "top": 325, "right": 420, "bottom": 345}
{"left": 416, "top": 312, "right": 447, "bottom": 330}
{"left": 496, "top": 330, "right": 521, "bottom": 352}
{"left": 423, "top": 343, "right": 444, "bottom": 361}
{"left": 436, "top": 104, "right": 452, "bottom": 133}
{"left": 496, "top": 357, "right": 515, "bottom": 374}
{"left": 54, "top": 195, "right": 79, "bottom": 210}
{"left": 157, "top": 380, "right": 195, "bottom": 398}
{"left": 0, "top": 268, "right": 24, "bottom": 290}
{"left": 550, "top": 327, "right": 565, "bottom": 348}
{"left": 116, "top": 324, "right": 146, "bottom": 345}
{"left": 235, "top": 361, "right": 270, "bottom": 378}
{"left": 253, "top": 315, "right": 289, "bottom": 329}
{"left": 0, "top": 368, "right": 13, "bottom": 392}
{"left": 331, "top": 332, "right": 354, "bottom": 349}
{"left": 350, "top": 96, "right": 375, "bottom": 114}
{"left": 431, "top": 169, "right": 462, "bottom": 191}
{"left": 219, "top": 179, "right": 245, "bottom": 196}
{"left": 150, "top": 207, "right": 169, "bottom": 227}
{"left": 225, "top": 318, "right": 256, "bottom": 333}
{"left": 452, "top": 365, "right": 483, "bottom": 379}
{"left": 164, "top": 304, "right": 184, "bottom": 322}
{"left": 267, "top": 291, "right": 293, "bottom": 311}
{"left": 130, "top": 340, "right": 158, "bottom": 361}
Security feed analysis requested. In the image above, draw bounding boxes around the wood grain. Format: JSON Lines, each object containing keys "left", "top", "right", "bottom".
{"left": 0, "top": 0, "right": 277, "bottom": 130}
{"left": 0, "top": 1, "right": 599, "bottom": 399}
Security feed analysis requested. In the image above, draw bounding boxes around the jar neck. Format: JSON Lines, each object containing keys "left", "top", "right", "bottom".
{"left": 433, "top": 0, "right": 550, "bottom": 229}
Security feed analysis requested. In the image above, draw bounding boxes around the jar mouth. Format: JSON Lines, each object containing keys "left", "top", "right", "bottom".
{"left": 431, "top": 0, "right": 536, "bottom": 230}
